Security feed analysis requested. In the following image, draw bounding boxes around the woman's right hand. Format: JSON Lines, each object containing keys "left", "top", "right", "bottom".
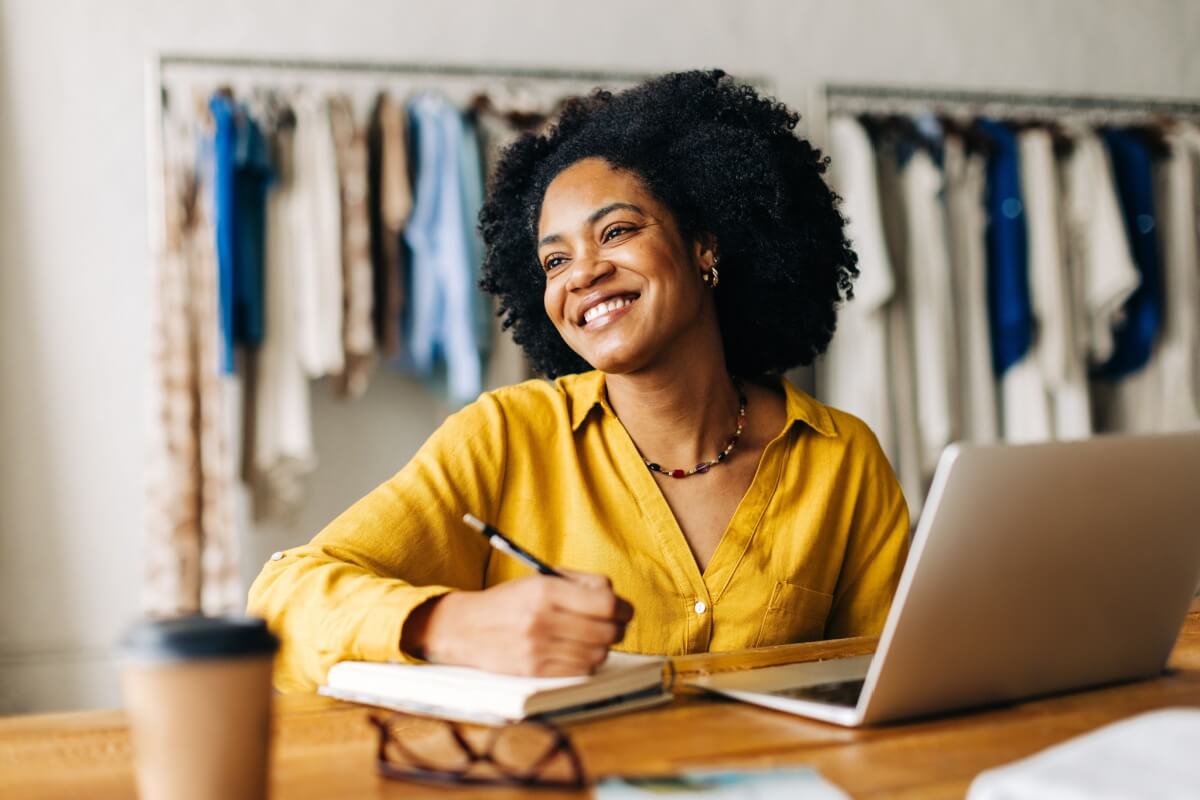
{"left": 402, "top": 571, "right": 634, "bottom": 677}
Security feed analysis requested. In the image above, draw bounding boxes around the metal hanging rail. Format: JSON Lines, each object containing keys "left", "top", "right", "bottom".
{"left": 156, "top": 52, "right": 659, "bottom": 84}
{"left": 824, "top": 82, "right": 1200, "bottom": 118}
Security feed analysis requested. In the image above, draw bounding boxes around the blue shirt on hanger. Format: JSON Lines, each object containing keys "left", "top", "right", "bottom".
{"left": 209, "top": 93, "right": 238, "bottom": 373}
{"left": 977, "top": 118, "right": 1033, "bottom": 377}
{"left": 403, "top": 92, "right": 485, "bottom": 407}
{"left": 207, "top": 93, "right": 272, "bottom": 374}
{"left": 232, "top": 104, "right": 272, "bottom": 354}
{"left": 1092, "top": 127, "right": 1163, "bottom": 380}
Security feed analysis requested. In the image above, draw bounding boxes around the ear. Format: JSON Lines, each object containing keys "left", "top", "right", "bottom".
{"left": 691, "top": 233, "right": 719, "bottom": 271}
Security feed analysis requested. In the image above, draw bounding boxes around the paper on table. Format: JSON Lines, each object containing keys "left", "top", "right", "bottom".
{"left": 967, "top": 708, "right": 1200, "bottom": 800}
{"left": 595, "top": 767, "right": 849, "bottom": 799}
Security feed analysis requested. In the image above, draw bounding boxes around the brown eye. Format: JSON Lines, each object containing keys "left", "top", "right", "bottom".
{"left": 603, "top": 225, "right": 634, "bottom": 242}
{"left": 543, "top": 256, "right": 567, "bottom": 272}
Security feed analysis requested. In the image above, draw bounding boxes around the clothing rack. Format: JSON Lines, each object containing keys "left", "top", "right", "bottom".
{"left": 144, "top": 53, "right": 647, "bottom": 254}
{"left": 155, "top": 52, "right": 662, "bottom": 85}
{"left": 809, "top": 81, "right": 1200, "bottom": 153}
{"left": 825, "top": 82, "right": 1200, "bottom": 117}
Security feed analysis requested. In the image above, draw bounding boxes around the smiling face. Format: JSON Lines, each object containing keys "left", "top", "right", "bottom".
{"left": 537, "top": 157, "right": 718, "bottom": 375}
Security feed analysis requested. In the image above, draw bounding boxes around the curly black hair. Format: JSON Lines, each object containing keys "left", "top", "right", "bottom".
{"left": 478, "top": 68, "right": 858, "bottom": 379}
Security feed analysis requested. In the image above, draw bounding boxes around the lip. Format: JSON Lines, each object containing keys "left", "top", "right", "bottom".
{"left": 576, "top": 291, "right": 641, "bottom": 328}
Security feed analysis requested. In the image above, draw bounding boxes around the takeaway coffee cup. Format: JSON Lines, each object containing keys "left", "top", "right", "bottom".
{"left": 119, "top": 616, "right": 279, "bottom": 800}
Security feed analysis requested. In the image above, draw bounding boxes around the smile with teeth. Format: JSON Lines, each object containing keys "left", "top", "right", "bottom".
{"left": 581, "top": 295, "right": 638, "bottom": 326}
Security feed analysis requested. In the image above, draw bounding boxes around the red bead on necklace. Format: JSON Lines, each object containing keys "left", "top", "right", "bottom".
{"left": 643, "top": 380, "right": 747, "bottom": 479}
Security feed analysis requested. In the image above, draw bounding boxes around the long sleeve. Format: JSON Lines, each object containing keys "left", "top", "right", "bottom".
{"left": 247, "top": 391, "right": 509, "bottom": 691}
{"left": 825, "top": 418, "right": 912, "bottom": 639}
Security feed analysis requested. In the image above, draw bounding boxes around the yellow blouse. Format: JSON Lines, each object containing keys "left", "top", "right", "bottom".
{"left": 248, "top": 371, "right": 911, "bottom": 691}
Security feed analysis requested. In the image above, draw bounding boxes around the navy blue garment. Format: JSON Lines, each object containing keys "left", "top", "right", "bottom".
{"left": 1092, "top": 128, "right": 1163, "bottom": 379}
{"left": 232, "top": 106, "right": 272, "bottom": 353}
{"left": 976, "top": 118, "right": 1033, "bottom": 377}
{"left": 208, "top": 93, "right": 238, "bottom": 373}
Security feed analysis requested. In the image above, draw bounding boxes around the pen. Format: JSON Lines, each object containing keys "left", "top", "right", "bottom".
{"left": 462, "top": 513, "right": 566, "bottom": 578}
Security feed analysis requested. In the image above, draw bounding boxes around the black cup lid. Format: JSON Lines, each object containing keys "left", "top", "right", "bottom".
{"left": 121, "top": 615, "right": 279, "bottom": 661}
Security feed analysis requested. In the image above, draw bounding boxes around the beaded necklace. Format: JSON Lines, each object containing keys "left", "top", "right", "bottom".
{"left": 641, "top": 380, "right": 747, "bottom": 479}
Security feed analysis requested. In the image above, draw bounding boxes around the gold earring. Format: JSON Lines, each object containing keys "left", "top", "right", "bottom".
{"left": 703, "top": 264, "right": 720, "bottom": 288}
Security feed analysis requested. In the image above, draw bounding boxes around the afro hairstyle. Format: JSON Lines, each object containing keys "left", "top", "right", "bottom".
{"left": 478, "top": 68, "right": 858, "bottom": 379}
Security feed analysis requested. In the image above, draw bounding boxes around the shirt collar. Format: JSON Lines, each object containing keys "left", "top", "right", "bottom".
{"left": 567, "top": 370, "right": 837, "bottom": 438}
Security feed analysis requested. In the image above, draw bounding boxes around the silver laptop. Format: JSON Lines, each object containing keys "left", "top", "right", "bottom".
{"left": 690, "top": 432, "right": 1200, "bottom": 727}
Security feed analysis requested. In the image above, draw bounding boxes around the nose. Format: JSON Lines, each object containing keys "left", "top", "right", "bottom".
{"left": 566, "top": 251, "right": 615, "bottom": 292}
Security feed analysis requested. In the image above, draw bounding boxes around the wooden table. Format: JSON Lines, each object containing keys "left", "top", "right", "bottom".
{"left": 4, "top": 599, "right": 1199, "bottom": 799}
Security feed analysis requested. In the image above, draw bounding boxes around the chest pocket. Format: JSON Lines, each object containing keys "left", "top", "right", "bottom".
{"left": 754, "top": 580, "right": 834, "bottom": 647}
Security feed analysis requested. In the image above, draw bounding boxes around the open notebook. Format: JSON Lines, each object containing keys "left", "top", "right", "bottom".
{"left": 319, "top": 652, "right": 672, "bottom": 725}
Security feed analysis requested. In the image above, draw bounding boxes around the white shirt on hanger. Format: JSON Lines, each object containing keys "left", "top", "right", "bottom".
{"left": 1011, "top": 128, "right": 1090, "bottom": 441}
{"left": 1059, "top": 128, "right": 1141, "bottom": 370}
{"left": 290, "top": 91, "right": 345, "bottom": 378}
{"left": 901, "top": 147, "right": 958, "bottom": 472}
{"left": 943, "top": 134, "right": 999, "bottom": 444}
{"left": 818, "top": 115, "right": 897, "bottom": 462}
{"left": 1146, "top": 128, "right": 1200, "bottom": 430}
{"left": 254, "top": 105, "right": 318, "bottom": 516}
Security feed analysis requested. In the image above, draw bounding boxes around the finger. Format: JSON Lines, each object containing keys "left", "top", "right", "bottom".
{"left": 548, "top": 579, "right": 632, "bottom": 622}
{"left": 542, "top": 609, "right": 622, "bottom": 646}
{"left": 559, "top": 569, "right": 611, "bottom": 591}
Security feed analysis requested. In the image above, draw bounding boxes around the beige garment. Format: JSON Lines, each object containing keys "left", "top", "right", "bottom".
{"left": 145, "top": 110, "right": 241, "bottom": 616}
{"left": 328, "top": 94, "right": 375, "bottom": 398}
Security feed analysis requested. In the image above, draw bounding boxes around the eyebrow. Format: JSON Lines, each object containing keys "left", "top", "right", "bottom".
{"left": 538, "top": 203, "right": 646, "bottom": 248}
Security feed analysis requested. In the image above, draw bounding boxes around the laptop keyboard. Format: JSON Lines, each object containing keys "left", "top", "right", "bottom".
{"left": 768, "top": 678, "right": 866, "bottom": 707}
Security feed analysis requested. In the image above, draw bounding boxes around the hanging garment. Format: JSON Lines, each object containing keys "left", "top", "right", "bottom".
{"left": 1093, "top": 128, "right": 1164, "bottom": 380}
{"left": 977, "top": 119, "right": 1034, "bottom": 376}
{"left": 1017, "top": 128, "right": 1091, "bottom": 440}
{"left": 251, "top": 99, "right": 318, "bottom": 519}
{"left": 404, "top": 91, "right": 486, "bottom": 407}
{"left": 976, "top": 119, "right": 1046, "bottom": 443}
{"left": 1105, "top": 128, "right": 1200, "bottom": 433}
{"left": 1058, "top": 128, "right": 1141, "bottom": 369}
{"left": 209, "top": 92, "right": 238, "bottom": 374}
{"left": 366, "top": 93, "right": 413, "bottom": 361}
{"left": 328, "top": 94, "right": 376, "bottom": 399}
{"left": 232, "top": 105, "right": 272, "bottom": 351}
{"left": 1178, "top": 123, "right": 1200, "bottom": 418}
{"left": 1148, "top": 129, "right": 1200, "bottom": 430}
{"left": 1090, "top": 128, "right": 1166, "bottom": 433}
{"left": 459, "top": 111, "right": 492, "bottom": 360}
{"left": 943, "top": 133, "right": 999, "bottom": 444}
{"left": 900, "top": 123, "right": 958, "bottom": 472}
{"left": 145, "top": 109, "right": 241, "bottom": 615}
{"left": 290, "top": 91, "right": 345, "bottom": 378}
{"left": 474, "top": 99, "right": 542, "bottom": 389}
{"left": 872, "top": 129, "right": 925, "bottom": 520}
{"left": 818, "top": 115, "right": 897, "bottom": 464}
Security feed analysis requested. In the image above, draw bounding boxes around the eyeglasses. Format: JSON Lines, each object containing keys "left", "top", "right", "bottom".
{"left": 368, "top": 713, "right": 587, "bottom": 790}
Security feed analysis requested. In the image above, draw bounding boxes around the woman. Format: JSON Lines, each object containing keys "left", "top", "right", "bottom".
{"left": 249, "top": 69, "right": 910, "bottom": 692}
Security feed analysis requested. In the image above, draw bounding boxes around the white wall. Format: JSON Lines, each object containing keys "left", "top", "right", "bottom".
{"left": 0, "top": 0, "right": 1196, "bottom": 714}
